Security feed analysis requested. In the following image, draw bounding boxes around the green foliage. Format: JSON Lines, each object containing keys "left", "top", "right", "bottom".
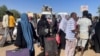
{"left": 0, "top": 5, "right": 20, "bottom": 21}
{"left": 98, "top": 6, "right": 100, "bottom": 13}
{"left": 98, "top": 6, "right": 100, "bottom": 17}
{"left": 9, "top": 9, "right": 20, "bottom": 19}
{"left": 0, "top": 5, "right": 8, "bottom": 19}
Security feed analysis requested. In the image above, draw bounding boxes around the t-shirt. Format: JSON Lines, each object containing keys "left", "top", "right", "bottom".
{"left": 77, "top": 18, "right": 92, "bottom": 32}
{"left": 77, "top": 18, "right": 92, "bottom": 39}
{"left": 2, "top": 14, "right": 8, "bottom": 27}
{"left": 8, "top": 15, "right": 15, "bottom": 27}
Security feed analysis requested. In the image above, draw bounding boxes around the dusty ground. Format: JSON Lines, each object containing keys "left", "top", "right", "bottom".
{"left": 0, "top": 43, "right": 100, "bottom": 56}
{"left": 0, "top": 27, "right": 100, "bottom": 56}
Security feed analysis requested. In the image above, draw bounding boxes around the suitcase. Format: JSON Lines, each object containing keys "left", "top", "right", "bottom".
{"left": 6, "top": 48, "right": 30, "bottom": 56}
{"left": 13, "top": 27, "right": 17, "bottom": 36}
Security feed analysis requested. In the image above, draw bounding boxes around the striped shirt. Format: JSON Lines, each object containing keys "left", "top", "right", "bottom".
{"left": 65, "top": 18, "right": 76, "bottom": 40}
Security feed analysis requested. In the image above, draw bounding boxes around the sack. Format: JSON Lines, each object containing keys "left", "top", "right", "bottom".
{"left": 38, "top": 27, "right": 49, "bottom": 36}
{"left": 58, "top": 29, "right": 66, "bottom": 49}
{"left": 6, "top": 48, "right": 30, "bottom": 56}
{"left": 56, "top": 34, "right": 60, "bottom": 44}
{"left": 0, "top": 36, "right": 7, "bottom": 47}
{"left": 13, "top": 27, "right": 17, "bottom": 36}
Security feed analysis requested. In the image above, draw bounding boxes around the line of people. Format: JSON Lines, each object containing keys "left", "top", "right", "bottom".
{"left": 36, "top": 10, "right": 99, "bottom": 56}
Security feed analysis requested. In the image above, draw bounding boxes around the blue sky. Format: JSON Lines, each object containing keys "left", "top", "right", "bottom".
{"left": 0, "top": 0, "right": 100, "bottom": 16}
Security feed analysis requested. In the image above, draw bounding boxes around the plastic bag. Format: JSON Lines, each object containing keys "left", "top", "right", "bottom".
{"left": 56, "top": 34, "right": 60, "bottom": 44}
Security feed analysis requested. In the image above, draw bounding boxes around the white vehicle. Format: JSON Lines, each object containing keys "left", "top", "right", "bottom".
{"left": 57, "top": 12, "right": 68, "bottom": 15}
{"left": 41, "top": 11, "right": 55, "bottom": 19}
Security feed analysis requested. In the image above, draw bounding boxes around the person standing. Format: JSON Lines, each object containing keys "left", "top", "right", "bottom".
{"left": 45, "top": 14, "right": 58, "bottom": 56}
{"left": 37, "top": 15, "right": 48, "bottom": 50}
{"left": 65, "top": 12, "right": 77, "bottom": 56}
{"left": 2, "top": 11, "right": 9, "bottom": 38}
{"left": 15, "top": 13, "right": 38, "bottom": 56}
{"left": 77, "top": 11, "right": 92, "bottom": 56}
{"left": 37, "top": 14, "right": 58, "bottom": 56}
{"left": 93, "top": 18, "right": 100, "bottom": 53}
{"left": 57, "top": 13, "right": 68, "bottom": 56}
{"left": 85, "top": 13, "right": 93, "bottom": 50}
{"left": 8, "top": 12, "right": 16, "bottom": 43}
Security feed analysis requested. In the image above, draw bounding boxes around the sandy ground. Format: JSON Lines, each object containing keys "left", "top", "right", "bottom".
{"left": 0, "top": 27, "right": 100, "bottom": 56}
{"left": 0, "top": 43, "right": 100, "bottom": 56}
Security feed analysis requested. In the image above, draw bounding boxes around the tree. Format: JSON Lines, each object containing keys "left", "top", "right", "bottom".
{"left": 9, "top": 9, "right": 20, "bottom": 19}
{"left": 0, "top": 5, "right": 20, "bottom": 21}
{"left": 98, "top": 6, "right": 100, "bottom": 17}
{"left": 0, "top": 5, "right": 8, "bottom": 21}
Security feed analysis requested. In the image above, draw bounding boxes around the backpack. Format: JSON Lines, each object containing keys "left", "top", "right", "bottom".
{"left": 38, "top": 25, "right": 49, "bottom": 36}
{"left": 37, "top": 20, "right": 50, "bottom": 36}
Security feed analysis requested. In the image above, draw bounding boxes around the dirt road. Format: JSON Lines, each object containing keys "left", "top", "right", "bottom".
{"left": 0, "top": 27, "right": 100, "bottom": 56}
{"left": 0, "top": 43, "right": 100, "bottom": 56}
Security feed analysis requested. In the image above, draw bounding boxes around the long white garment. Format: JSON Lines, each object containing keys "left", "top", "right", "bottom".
{"left": 2, "top": 14, "right": 8, "bottom": 28}
{"left": 77, "top": 18, "right": 92, "bottom": 39}
{"left": 59, "top": 18, "right": 67, "bottom": 32}
{"left": 2, "top": 14, "right": 9, "bottom": 38}
{"left": 59, "top": 13, "right": 68, "bottom": 32}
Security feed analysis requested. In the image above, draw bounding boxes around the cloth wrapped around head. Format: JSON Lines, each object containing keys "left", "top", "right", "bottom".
{"left": 58, "top": 12, "right": 69, "bottom": 32}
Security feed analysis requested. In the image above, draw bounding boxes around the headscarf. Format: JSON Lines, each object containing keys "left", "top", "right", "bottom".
{"left": 38, "top": 15, "right": 48, "bottom": 26}
{"left": 59, "top": 13, "right": 68, "bottom": 32}
{"left": 20, "top": 13, "right": 33, "bottom": 51}
{"left": 40, "top": 14, "right": 47, "bottom": 21}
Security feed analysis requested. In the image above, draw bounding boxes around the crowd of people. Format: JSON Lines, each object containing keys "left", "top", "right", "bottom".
{"left": 1, "top": 10, "right": 100, "bottom": 56}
